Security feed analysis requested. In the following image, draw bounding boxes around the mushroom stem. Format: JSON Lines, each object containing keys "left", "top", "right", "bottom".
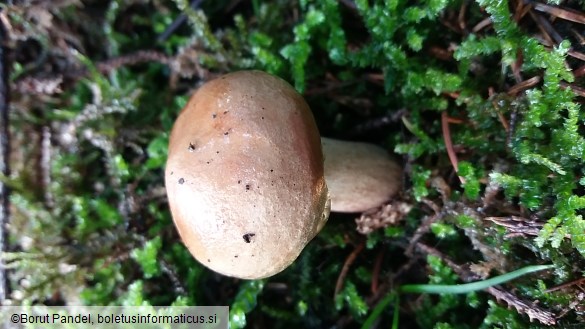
{"left": 321, "top": 137, "right": 402, "bottom": 213}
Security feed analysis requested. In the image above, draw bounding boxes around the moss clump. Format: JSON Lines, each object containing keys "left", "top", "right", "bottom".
{"left": 4, "top": 0, "right": 585, "bottom": 327}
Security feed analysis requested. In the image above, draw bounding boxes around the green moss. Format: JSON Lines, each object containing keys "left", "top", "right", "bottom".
{"left": 229, "top": 280, "right": 265, "bottom": 329}
{"left": 131, "top": 237, "right": 162, "bottom": 279}
{"left": 457, "top": 161, "right": 481, "bottom": 200}
{"left": 7, "top": 0, "right": 585, "bottom": 327}
{"left": 334, "top": 281, "right": 368, "bottom": 319}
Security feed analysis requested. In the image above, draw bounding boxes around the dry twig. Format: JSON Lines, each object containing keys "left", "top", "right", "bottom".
{"left": 507, "top": 76, "right": 541, "bottom": 96}
{"left": 487, "top": 287, "right": 556, "bottom": 325}
{"left": 13, "top": 50, "right": 171, "bottom": 96}
{"left": 441, "top": 111, "right": 464, "bottom": 184}
{"left": 483, "top": 216, "right": 543, "bottom": 238}
{"left": 405, "top": 198, "right": 441, "bottom": 257}
{"left": 560, "top": 81, "right": 585, "bottom": 97}
{"left": 531, "top": 1, "right": 585, "bottom": 25}
{"left": 371, "top": 250, "right": 384, "bottom": 295}
{"left": 0, "top": 13, "right": 10, "bottom": 303}
{"left": 334, "top": 240, "right": 365, "bottom": 298}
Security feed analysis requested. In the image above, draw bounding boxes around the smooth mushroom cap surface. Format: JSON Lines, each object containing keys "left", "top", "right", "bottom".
{"left": 321, "top": 137, "right": 402, "bottom": 213}
{"left": 165, "top": 70, "right": 330, "bottom": 279}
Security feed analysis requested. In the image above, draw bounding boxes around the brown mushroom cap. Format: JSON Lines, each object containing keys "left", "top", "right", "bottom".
{"left": 321, "top": 137, "right": 402, "bottom": 213}
{"left": 165, "top": 70, "right": 330, "bottom": 279}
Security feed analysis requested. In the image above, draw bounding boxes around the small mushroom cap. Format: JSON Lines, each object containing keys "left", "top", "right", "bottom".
{"left": 165, "top": 70, "right": 330, "bottom": 279}
{"left": 321, "top": 137, "right": 402, "bottom": 213}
